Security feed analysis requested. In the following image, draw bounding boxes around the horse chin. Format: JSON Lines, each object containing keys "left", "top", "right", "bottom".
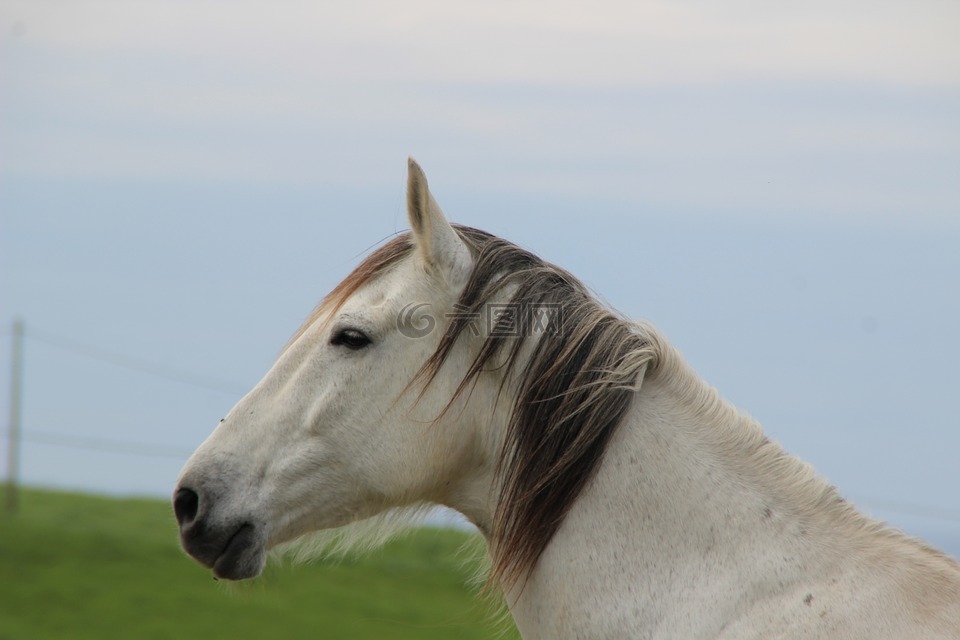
{"left": 210, "top": 523, "right": 267, "bottom": 581}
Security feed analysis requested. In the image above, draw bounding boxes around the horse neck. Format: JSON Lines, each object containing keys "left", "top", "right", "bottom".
{"left": 503, "top": 339, "right": 861, "bottom": 638}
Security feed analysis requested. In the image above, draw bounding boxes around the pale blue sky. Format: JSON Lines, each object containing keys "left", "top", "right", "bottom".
{"left": 1, "top": 1, "right": 958, "bottom": 550}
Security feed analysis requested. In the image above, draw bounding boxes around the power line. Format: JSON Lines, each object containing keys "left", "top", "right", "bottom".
{"left": 19, "top": 426, "right": 960, "bottom": 524}
{"left": 25, "top": 327, "right": 248, "bottom": 397}
{"left": 5, "top": 322, "right": 960, "bottom": 527}
{"left": 21, "top": 429, "right": 195, "bottom": 460}
{"left": 855, "top": 496, "right": 960, "bottom": 525}
{"left": 22, "top": 425, "right": 960, "bottom": 525}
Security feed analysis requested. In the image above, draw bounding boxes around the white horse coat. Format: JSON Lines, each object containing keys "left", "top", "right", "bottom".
{"left": 175, "top": 160, "right": 960, "bottom": 639}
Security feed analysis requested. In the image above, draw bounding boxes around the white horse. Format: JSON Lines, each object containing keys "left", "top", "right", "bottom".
{"left": 175, "top": 159, "right": 960, "bottom": 639}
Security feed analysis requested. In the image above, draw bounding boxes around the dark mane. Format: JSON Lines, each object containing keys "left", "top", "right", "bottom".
{"left": 293, "top": 226, "right": 655, "bottom": 589}
{"left": 418, "top": 226, "right": 654, "bottom": 589}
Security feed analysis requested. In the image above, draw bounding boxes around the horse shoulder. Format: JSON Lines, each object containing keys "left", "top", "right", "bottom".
{"left": 717, "top": 535, "right": 960, "bottom": 640}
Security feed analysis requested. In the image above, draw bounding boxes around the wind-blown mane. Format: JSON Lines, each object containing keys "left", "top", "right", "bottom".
{"left": 286, "top": 233, "right": 414, "bottom": 350}
{"left": 417, "top": 226, "right": 656, "bottom": 588}
{"left": 295, "top": 225, "right": 658, "bottom": 588}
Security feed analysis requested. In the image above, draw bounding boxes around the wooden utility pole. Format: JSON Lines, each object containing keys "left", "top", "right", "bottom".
{"left": 5, "top": 319, "right": 24, "bottom": 515}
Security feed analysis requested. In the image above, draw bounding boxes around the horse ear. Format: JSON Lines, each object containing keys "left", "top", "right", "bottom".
{"left": 406, "top": 158, "right": 471, "bottom": 278}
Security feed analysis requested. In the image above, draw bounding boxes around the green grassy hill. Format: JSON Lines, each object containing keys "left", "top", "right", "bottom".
{"left": 0, "top": 489, "right": 519, "bottom": 639}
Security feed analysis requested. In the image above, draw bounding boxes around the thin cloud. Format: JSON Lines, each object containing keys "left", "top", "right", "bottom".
{"left": 1, "top": 1, "right": 957, "bottom": 222}
{"left": 4, "top": 0, "right": 957, "bottom": 86}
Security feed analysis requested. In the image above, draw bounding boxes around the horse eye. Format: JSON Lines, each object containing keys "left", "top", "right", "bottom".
{"left": 330, "top": 328, "right": 372, "bottom": 350}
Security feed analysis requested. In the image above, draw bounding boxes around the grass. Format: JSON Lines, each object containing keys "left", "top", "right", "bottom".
{"left": 0, "top": 488, "right": 519, "bottom": 639}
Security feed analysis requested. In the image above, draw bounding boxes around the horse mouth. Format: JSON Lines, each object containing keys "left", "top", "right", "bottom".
{"left": 210, "top": 523, "right": 265, "bottom": 580}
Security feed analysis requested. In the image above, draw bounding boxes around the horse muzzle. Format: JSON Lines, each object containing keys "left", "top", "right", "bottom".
{"left": 173, "top": 484, "right": 267, "bottom": 580}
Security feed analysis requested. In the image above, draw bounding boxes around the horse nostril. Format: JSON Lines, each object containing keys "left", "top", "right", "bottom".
{"left": 174, "top": 487, "right": 200, "bottom": 527}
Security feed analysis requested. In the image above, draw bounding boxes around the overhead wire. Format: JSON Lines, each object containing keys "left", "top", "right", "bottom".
{"left": 4, "top": 323, "right": 960, "bottom": 524}
{"left": 1, "top": 323, "right": 238, "bottom": 465}
{"left": 21, "top": 429, "right": 194, "bottom": 460}
{"left": 24, "top": 327, "right": 248, "bottom": 396}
